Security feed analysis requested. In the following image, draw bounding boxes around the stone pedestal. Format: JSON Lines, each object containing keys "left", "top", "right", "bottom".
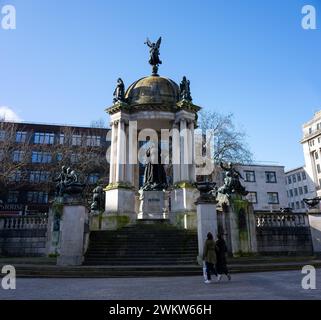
{"left": 46, "top": 207, "right": 61, "bottom": 256}
{"left": 103, "top": 187, "right": 136, "bottom": 230}
{"left": 57, "top": 203, "right": 87, "bottom": 266}
{"left": 307, "top": 211, "right": 321, "bottom": 255}
{"left": 89, "top": 211, "right": 102, "bottom": 231}
{"left": 170, "top": 187, "right": 199, "bottom": 229}
{"left": 138, "top": 190, "right": 167, "bottom": 220}
{"left": 196, "top": 200, "right": 218, "bottom": 263}
{"left": 217, "top": 194, "right": 257, "bottom": 257}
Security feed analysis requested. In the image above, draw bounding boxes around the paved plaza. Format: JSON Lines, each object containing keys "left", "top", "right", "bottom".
{"left": 0, "top": 269, "right": 320, "bottom": 300}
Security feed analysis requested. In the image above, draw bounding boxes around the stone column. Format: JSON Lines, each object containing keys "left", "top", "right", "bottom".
{"left": 109, "top": 121, "right": 117, "bottom": 183}
{"left": 125, "top": 121, "right": 134, "bottom": 185}
{"left": 180, "top": 118, "right": 189, "bottom": 181}
{"left": 188, "top": 120, "right": 195, "bottom": 182}
{"left": 57, "top": 199, "right": 87, "bottom": 266}
{"left": 196, "top": 193, "right": 218, "bottom": 264}
{"left": 172, "top": 122, "right": 181, "bottom": 184}
{"left": 307, "top": 209, "right": 321, "bottom": 255}
{"left": 116, "top": 119, "right": 125, "bottom": 182}
{"left": 104, "top": 116, "right": 136, "bottom": 230}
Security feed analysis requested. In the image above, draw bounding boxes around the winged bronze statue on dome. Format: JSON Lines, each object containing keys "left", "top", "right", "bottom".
{"left": 144, "top": 37, "right": 162, "bottom": 75}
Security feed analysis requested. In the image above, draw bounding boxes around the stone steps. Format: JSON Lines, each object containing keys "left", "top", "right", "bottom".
{"left": 84, "top": 224, "right": 198, "bottom": 266}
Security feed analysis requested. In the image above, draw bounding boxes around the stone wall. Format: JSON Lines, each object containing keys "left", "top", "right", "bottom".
{"left": 0, "top": 229, "right": 47, "bottom": 256}
{"left": 255, "top": 212, "right": 313, "bottom": 255}
{"left": 0, "top": 216, "right": 48, "bottom": 257}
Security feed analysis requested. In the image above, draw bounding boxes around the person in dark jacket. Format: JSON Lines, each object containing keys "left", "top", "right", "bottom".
{"left": 202, "top": 232, "right": 218, "bottom": 284}
{"left": 215, "top": 234, "right": 231, "bottom": 281}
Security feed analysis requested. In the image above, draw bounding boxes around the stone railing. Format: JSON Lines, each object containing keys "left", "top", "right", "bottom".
{"left": 255, "top": 212, "right": 309, "bottom": 228}
{"left": 0, "top": 215, "right": 48, "bottom": 230}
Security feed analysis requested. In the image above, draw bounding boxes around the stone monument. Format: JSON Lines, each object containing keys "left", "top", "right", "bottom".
{"left": 138, "top": 143, "right": 168, "bottom": 220}
{"left": 51, "top": 166, "right": 87, "bottom": 266}
{"left": 195, "top": 182, "right": 218, "bottom": 263}
{"left": 216, "top": 162, "right": 257, "bottom": 256}
{"left": 104, "top": 37, "right": 201, "bottom": 230}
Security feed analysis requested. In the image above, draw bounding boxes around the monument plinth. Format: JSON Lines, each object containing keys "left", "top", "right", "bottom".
{"left": 216, "top": 162, "right": 257, "bottom": 256}
{"left": 138, "top": 190, "right": 167, "bottom": 220}
{"left": 304, "top": 198, "right": 321, "bottom": 255}
{"left": 195, "top": 182, "right": 218, "bottom": 263}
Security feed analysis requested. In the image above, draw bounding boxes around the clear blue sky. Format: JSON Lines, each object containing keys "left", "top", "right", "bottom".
{"left": 1, "top": 0, "right": 320, "bottom": 171}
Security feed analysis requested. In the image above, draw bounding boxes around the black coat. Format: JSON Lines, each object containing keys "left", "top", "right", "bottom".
{"left": 215, "top": 239, "right": 228, "bottom": 274}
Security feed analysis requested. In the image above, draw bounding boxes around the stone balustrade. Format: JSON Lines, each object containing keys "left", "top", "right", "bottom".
{"left": 255, "top": 212, "right": 309, "bottom": 228}
{"left": 0, "top": 215, "right": 48, "bottom": 230}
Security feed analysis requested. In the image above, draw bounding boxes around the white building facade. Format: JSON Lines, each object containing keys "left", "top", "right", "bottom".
{"left": 285, "top": 166, "right": 315, "bottom": 213}
{"left": 215, "top": 164, "right": 288, "bottom": 212}
{"left": 302, "top": 111, "right": 321, "bottom": 202}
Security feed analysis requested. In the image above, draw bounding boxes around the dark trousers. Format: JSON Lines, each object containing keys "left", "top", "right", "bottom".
{"left": 205, "top": 262, "right": 217, "bottom": 280}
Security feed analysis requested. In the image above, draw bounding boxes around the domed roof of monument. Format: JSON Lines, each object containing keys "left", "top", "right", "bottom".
{"left": 125, "top": 75, "right": 180, "bottom": 106}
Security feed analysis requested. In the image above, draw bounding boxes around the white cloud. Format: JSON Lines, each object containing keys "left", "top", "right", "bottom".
{"left": 0, "top": 106, "right": 22, "bottom": 122}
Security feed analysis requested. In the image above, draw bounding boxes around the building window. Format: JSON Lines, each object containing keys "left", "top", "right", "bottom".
{"left": 317, "top": 164, "right": 321, "bottom": 174}
{"left": 13, "top": 150, "right": 25, "bottom": 162}
{"left": 244, "top": 170, "right": 255, "bottom": 182}
{"left": 34, "top": 132, "right": 55, "bottom": 144}
{"left": 295, "top": 201, "right": 300, "bottom": 209}
{"left": 246, "top": 192, "right": 257, "bottom": 204}
{"left": 288, "top": 176, "right": 292, "bottom": 184}
{"left": 319, "top": 178, "right": 321, "bottom": 187}
{"left": 88, "top": 173, "right": 100, "bottom": 184}
{"left": 8, "top": 170, "right": 22, "bottom": 182}
{"left": 29, "top": 171, "right": 50, "bottom": 183}
{"left": 71, "top": 153, "right": 80, "bottom": 163}
{"left": 267, "top": 192, "right": 279, "bottom": 204}
{"left": 302, "top": 171, "right": 306, "bottom": 180}
{"left": 304, "top": 186, "right": 308, "bottom": 194}
{"left": 59, "top": 134, "right": 64, "bottom": 145}
{"left": 7, "top": 191, "right": 19, "bottom": 203}
{"left": 56, "top": 153, "right": 63, "bottom": 162}
{"left": 297, "top": 173, "right": 301, "bottom": 182}
{"left": 309, "top": 127, "right": 312, "bottom": 134}
{"left": 294, "top": 188, "right": 298, "bottom": 196}
{"left": 265, "top": 171, "right": 277, "bottom": 183}
{"left": 292, "top": 174, "right": 296, "bottom": 183}
{"left": 291, "top": 202, "right": 295, "bottom": 209}
{"left": 86, "top": 135, "right": 101, "bottom": 147}
{"left": 299, "top": 187, "right": 303, "bottom": 195}
{"left": 301, "top": 201, "right": 305, "bottom": 209}
{"left": 15, "top": 131, "right": 27, "bottom": 143}
{"left": 289, "top": 189, "right": 293, "bottom": 197}
{"left": 31, "top": 151, "right": 52, "bottom": 163}
{"left": 316, "top": 152, "right": 319, "bottom": 160}
{"left": 27, "top": 191, "right": 48, "bottom": 204}
{"left": 72, "top": 134, "right": 82, "bottom": 146}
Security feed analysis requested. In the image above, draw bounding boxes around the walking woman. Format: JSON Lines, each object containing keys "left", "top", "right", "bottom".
{"left": 202, "top": 232, "right": 218, "bottom": 284}
{"left": 215, "top": 234, "right": 231, "bottom": 281}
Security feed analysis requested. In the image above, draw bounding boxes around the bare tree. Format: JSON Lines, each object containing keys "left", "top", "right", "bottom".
{"left": 0, "top": 121, "right": 32, "bottom": 200}
{"left": 198, "top": 110, "right": 252, "bottom": 181}
{"left": 0, "top": 121, "right": 108, "bottom": 204}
